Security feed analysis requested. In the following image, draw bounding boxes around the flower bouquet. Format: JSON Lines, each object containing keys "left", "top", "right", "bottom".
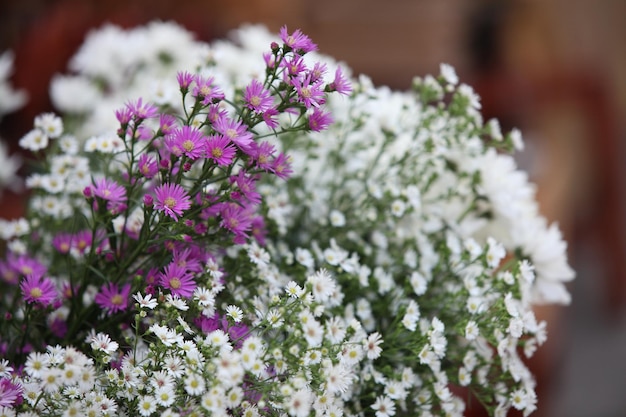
{"left": 0, "top": 22, "right": 574, "bottom": 417}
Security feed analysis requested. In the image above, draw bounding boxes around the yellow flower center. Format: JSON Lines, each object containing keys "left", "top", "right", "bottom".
{"left": 164, "top": 196, "right": 176, "bottom": 209}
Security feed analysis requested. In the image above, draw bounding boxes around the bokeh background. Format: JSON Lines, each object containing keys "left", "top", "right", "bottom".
{"left": 1, "top": 1, "right": 625, "bottom": 416}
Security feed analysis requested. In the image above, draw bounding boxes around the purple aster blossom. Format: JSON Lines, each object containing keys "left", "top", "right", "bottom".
{"left": 310, "top": 62, "right": 328, "bottom": 83}
{"left": 159, "top": 113, "right": 178, "bottom": 136}
{"left": 192, "top": 74, "right": 225, "bottom": 105}
{"left": 252, "top": 141, "right": 275, "bottom": 171}
{"left": 206, "top": 103, "right": 228, "bottom": 125}
{"left": 92, "top": 177, "right": 127, "bottom": 206}
{"left": 72, "top": 229, "right": 92, "bottom": 254}
{"left": 52, "top": 232, "right": 73, "bottom": 254}
{"left": 213, "top": 116, "right": 254, "bottom": 154}
{"left": 159, "top": 262, "right": 196, "bottom": 297}
{"left": 244, "top": 79, "right": 274, "bottom": 113}
{"left": 308, "top": 107, "right": 334, "bottom": 132}
{"left": 137, "top": 153, "right": 158, "bottom": 179}
{"left": 115, "top": 107, "right": 133, "bottom": 125}
{"left": 20, "top": 274, "right": 58, "bottom": 306}
{"left": 294, "top": 74, "right": 325, "bottom": 108}
{"left": 281, "top": 54, "right": 308, "bottom": 78}
{"left": 328, "top": 66, "right": 353, "bottom": 95}
{"left": 0, "top": 377, "right": 22, "bottom": 407}
{"left": 230, "top": 170, "right": 261, "bottom": 205}
{"left": 176, "top": 70, "right": 194, "bottom": 92}
{"left": 153, "top": 183, "right": 191, "bottom": 221}
{"left": 172, "top": 248, "right": 203, "bottom": 274}
{"left": 94, "top": 282, "right": 132, "bottom": 314}
{"left": 127, "top": 97, "right": 158, "bottom": 121}
{"left": 206, "top": 134, "right": 237, "bottom": 166}
{"left": 271, "top": 152, "right": 293, "bottom": 180}
{"left": 7, "top": 254, "right": 47, "bottom": 279}
{"left": 165, "top": 126, "right": 206, "bottom": 160}
{"left": 262, "top": 107, "right": 280, "bottom": 129}
{"left": 220, "top": 202, "right": 254, "bottom": 244}
{"left": 279, "top": 26, "right": 317, "bottom": 54}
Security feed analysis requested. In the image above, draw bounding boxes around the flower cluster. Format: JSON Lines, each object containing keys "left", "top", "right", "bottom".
{"left": 0, "top": 23, "right": 573, "bottom": 417}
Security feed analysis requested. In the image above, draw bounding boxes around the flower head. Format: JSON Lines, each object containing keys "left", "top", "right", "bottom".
{"left": 94, "top": 282, "right": 131, "bottom": 314}
{"left": 20, "top": 274, "right": 57, "bottom": 305}
{"left": 153, "top": 183, "right": 191, "bottom": 221}
{"left": 244, "top": 79, "right": 273, "bottom": 113}
{"left": 159, "top": 263, "right": 196, "bottom": 297}
{"left": 279, "top": 26, "right": 317, "bottom": 53}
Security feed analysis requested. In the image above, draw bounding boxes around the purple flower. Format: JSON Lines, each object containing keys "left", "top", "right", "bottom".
{"left": 92, "top": 177, "right": 127, "bottom": 205}
{"left": 126, "top": 97, "right": 158, "bottom": 120}
{"left": 20, "top": 274, "right": 58, "bottom": 306}
{"left": 159, "top": 113, "right": 178, "bottom": 135}
{"left": 153, "top": 183, "right": 191, "bottom": 221}
{"left": 294, "top": 74, "right": 325, "bottom": 108}
{"left": 165, "top": 126, "right": 206, "bottom": 160}
{"left": 230, "top": 170, "right": 261, "bottom": 205}
{"left": 137, "top": 153, "right": 158, "bottom": 179}
{"left": 244, "top": 79, "right": 273, "bottom": 113}
{"left": 192, "top": 75, "right": 225, "bottom": 105}
{"left": 95, "top": 282, "right": 132, "bottom": 314}
{"left": 308, "top": 107, "right": 334, "bottom": 132}
{"left": 279, "top": 26, "right": 317, "bottom": 53}
{"left": 220, "top": 203, "right": 254, "bottom": 244}
{"left": 8, "top": 254, "right": 47, "bottom": 279}
{"left": 271, "top": 152, "right": 293, "bottom": 180}
{"left": 213, "top": 116, "right": 254, "bottom": 154}
{"left": 0, "top": 378, "right": 22, "bottom": 407}
{"left": 206, "top": 134, "right": 237, "bottom": 166}
{"left": 159, "top": 263, "right": 196, "bottom": 297}
{"left": 52, "top": 232, "right": 73, "bottom": 254}
{"left": 176, "top": 71, "right": 194, "bottom": 91}
{"left": 252, "top": 141, "right": 276, "bottom": 171}
{"left": 329, "top": 66, "right": 352, "bottom": 95}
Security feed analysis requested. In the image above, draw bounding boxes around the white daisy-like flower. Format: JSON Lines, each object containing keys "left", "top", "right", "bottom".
{"left": 133, "top": 292, "right": 157, "bottom": 309}
{"left": 184, "top": 373, "right": 206, "bottom": 396}
{"left": 138, "top": 395, "right": 157, "bottom": 416}
{"left": 371, "top": 395, "right": 396, "bottom": 417}
{"left": 226, "top": 304, "right": 244, "bottom": 322}
{"left": 465, "top": 320, "right": 479, "bottom": 340}
{"left": 19, "top": 129, "right": 49, "bottom": 151}
{"left": 89, "top": 333, "right": 119, "bottom": 355}
{"left": 34, "top": 113, "right": 63, "bottom": 138}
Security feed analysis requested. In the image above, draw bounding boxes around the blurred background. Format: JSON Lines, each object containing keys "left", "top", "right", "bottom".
{"left": 1, "top": 0, "right": 625, "bottom": 415}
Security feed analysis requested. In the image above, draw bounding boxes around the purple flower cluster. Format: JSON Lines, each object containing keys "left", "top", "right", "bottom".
{"left": 0, "top": 25, "right": 351, "bottom": 373}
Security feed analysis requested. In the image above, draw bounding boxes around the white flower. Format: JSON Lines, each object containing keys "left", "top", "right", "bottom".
{"left": 90, "top": 333, "right": 119, "bottom": 355}
{"left": 226, "top": 304, "right": 244, "bottom": 322}
{"left": 486, "top": 237, "right": 506, "bottom": 268}
{"left": 138, "top": 395, "right": 157, "bottom": 416}
{"left": 329, "top": 209, "right": 346, "bottom": 227}
{"left": 184, "top": 373, "right": 206, "bottom": 395}
{"left": 465, "top": 320, "right": 479, "bottom": 340}
{"left": 133, "top": 292, "right": 157, "bottom": 309}
{"left": 282, "top": 388, "right": 312, "bottom": 417}
{"left": 19, "top": 129, "right": 49, "bottom": 151}
{"left": 364, "top": 332, "right": 384, "bottom": 360}
{"left": 440, "top": 63, "right": 458, "bottom": 86}
{"left": 307, "top": 268, "right": 336, "bottom": 303}
{"left": 371, "top": 395, "right": 396, "bottom": 417}
{"left": 34, "top": 113, "right": 64, "bottom": 138}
